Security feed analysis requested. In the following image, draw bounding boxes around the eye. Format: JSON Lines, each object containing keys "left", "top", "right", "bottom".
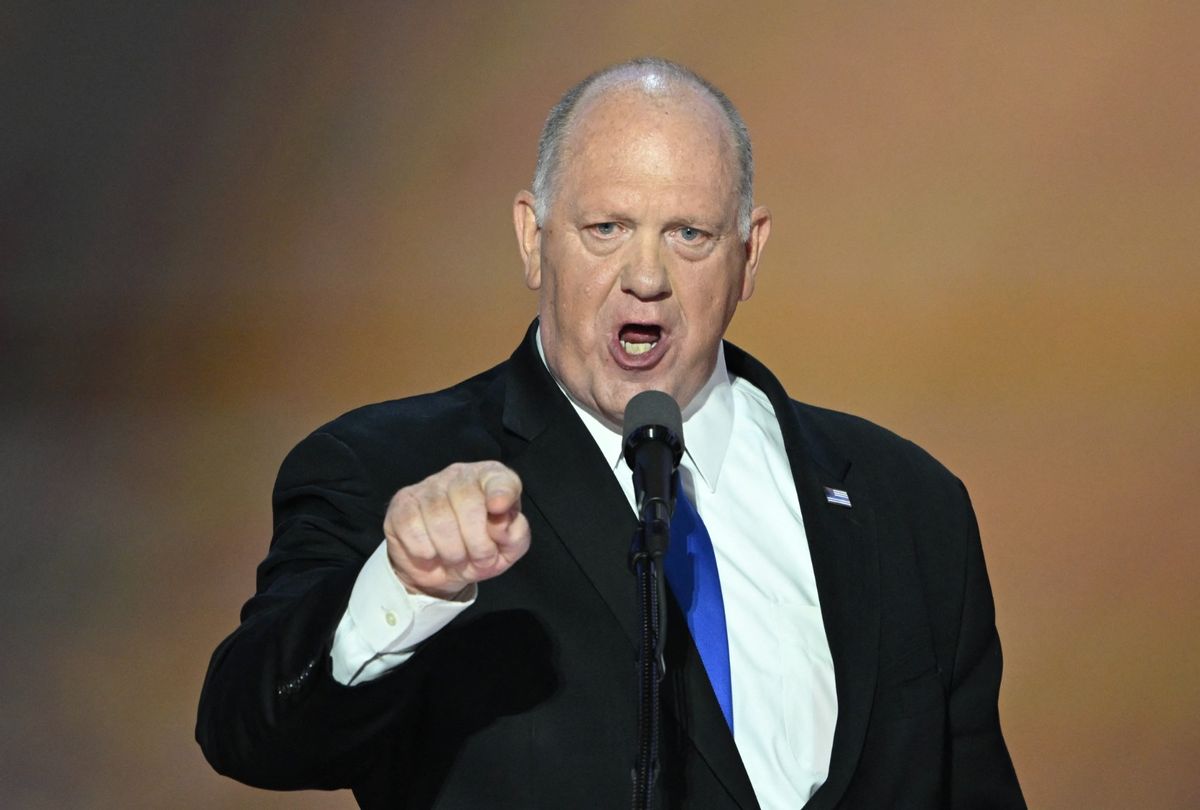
{"left": 588, "top": 222, "right": 620, "bottom": 237}
{"left": 669, "top": 225, "right": 717, "bottom": 259}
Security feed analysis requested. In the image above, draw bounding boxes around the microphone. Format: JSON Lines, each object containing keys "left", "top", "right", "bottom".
{"left": 623, "top": 391, "right": 682, "bottom": 800}
{"left": 622, "top": 390, "right": 684, "bottom": 535}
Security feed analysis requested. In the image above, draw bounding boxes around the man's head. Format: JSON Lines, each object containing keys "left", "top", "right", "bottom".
{"left": 514, "top": 58, "right": 771, "bottom": 429}
{"left": 532, "top": 58, "right": 756, "bottom": 241}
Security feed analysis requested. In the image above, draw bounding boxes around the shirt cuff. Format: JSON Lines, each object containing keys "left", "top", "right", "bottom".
{"left": 330, "top": 540, "right": 476, "bottom": 685}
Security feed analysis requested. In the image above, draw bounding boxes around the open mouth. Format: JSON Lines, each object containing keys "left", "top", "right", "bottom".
{"left": 614, "top": 323, "right": 666, "bottom": 368}
{"left": 619, "top": 323, "right": 661, "bottom": 355}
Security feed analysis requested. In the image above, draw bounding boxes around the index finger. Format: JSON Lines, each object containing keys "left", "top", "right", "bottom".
{"left": 478, "top": 463, "right": 522, "bottom": 515}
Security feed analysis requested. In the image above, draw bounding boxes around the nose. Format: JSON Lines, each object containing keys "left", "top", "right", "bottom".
{"left": 619, "top": 232, "right": 671, "bottom": 301}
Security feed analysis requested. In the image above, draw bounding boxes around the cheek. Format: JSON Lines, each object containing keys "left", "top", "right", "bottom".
{"left": 684, "top": 272, "right": 740, "bottom": 323}
{"left": 712, "top": 260, "right": 748, "bottom": 316}
{"left": 543, "top": 275, "right": 609, "bottom": 350}
{"left": 556, "top": 267, "right": 612, "bottom": 316}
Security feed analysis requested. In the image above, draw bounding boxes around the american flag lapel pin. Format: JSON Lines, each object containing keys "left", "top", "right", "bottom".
{"left": 824, "top": 487, "right": 852, "bottom": 508}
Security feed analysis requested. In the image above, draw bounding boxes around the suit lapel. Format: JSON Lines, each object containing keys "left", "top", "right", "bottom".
{"left": 498, "top": 324, "right": 642, "bottom": 647}
{"left": 725, "top": 344, "right": 880, "bottom": 810}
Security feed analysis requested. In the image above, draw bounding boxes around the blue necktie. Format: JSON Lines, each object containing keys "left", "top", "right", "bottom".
{"left": 664, "top": 479, "right": 734, "bottom": 732}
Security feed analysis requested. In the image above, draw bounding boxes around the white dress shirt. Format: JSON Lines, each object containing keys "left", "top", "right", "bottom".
{"left": 330, "top": 338, "right": 837, "bottom": 807}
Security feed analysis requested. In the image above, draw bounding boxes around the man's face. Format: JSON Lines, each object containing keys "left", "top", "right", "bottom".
{"left": 514, "top": 86, "right": 771, "bottom": 428}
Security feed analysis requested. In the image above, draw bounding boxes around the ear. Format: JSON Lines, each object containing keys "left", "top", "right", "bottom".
{"left": 738, "top": 205, "right": 772, "bottom": 302}
{"left": 513, "top": 190, "right": 543, "bottom": 290}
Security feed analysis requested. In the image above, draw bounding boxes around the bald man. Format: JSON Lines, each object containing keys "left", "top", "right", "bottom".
{"left": 198, "top": 58, "right": 1024, "bottom": 809}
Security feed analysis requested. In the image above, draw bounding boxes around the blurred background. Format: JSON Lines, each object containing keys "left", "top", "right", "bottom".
{"left": 3, "top": 2, "right": 1197, "bottom": 807}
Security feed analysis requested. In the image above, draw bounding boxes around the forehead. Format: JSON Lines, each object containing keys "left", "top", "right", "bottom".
{"left": 556, "top": 86, "right": 739, "bottom": 214}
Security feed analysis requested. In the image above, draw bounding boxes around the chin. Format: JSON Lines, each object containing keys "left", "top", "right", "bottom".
{"left": 615, "top": 379, "right": 677, "bottom": 412}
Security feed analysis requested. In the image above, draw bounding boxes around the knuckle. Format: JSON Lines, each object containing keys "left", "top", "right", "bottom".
{"left": 444, "top": 461, "right": 475, "bottom": 481}
{"left": 405, "top": 544, "right": 438, "bottom": 563}
{"left": 468, "top": 550, "right": 499, "bottom": 569}
{"left": 387, "top": 490, "right": 419, "bottom": 521}
{"left": 438, "top": 544, "right": 468, "bottom": 566}
{"left": 398, "top": 527, "right": 436, "bottom": 559}
{"left": 414, "top": 481, "right": 446, "bottom": 508}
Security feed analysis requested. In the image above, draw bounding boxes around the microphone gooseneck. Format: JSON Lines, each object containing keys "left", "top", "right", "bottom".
{"left": 621, "top": 389, "right": 684, "bottom": 810}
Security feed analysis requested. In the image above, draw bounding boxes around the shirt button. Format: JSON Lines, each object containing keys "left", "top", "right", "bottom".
{"left": 385, "top": 611, "right": 397, "bottom": 626}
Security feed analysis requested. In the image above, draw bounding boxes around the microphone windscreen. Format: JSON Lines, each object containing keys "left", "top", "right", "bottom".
{"left": 622, "top": 390, "right": 684, "bottom": 447}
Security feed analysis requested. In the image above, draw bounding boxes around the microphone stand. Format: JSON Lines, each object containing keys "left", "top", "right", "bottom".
{"left": 629, "top": 473, "right": 674, "bottom": 810}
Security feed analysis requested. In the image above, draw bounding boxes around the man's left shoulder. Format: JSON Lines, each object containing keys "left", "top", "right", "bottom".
{"left": 788, "top": 399, "right": 963, "bottom": 491}
{"left": 727, "top": 340, "right": 969, "bottom": 514}
{"left": 727, "top": 341, "right": 959, "bottom": 490}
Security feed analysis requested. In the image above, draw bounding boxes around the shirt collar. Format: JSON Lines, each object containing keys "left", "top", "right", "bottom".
{"left": 536, "top": 327, "right": 735, "bottom": 494}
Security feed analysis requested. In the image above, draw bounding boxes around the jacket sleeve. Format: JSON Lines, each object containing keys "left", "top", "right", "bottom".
{"left": 945, "top": 480, "right": 1026, "bottom": 809}
{"left": 195, "top": 429, "right": 426, "bottom": 790}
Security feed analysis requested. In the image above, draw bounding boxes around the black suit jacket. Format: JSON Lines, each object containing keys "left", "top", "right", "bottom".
{"left": 197, "top": 322, "right": 1024, "bottom": 808}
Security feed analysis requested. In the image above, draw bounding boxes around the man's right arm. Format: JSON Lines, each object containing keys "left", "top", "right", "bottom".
{"left": 195, "top": 430, "right": 528, "bottom": 790}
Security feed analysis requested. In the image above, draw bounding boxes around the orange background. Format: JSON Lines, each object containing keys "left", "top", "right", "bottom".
{"left": 3, "top": 3, "right": 1197, "bottom": 808}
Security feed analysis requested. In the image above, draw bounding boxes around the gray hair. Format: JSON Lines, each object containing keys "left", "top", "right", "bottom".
{"left": 531, "top": 57, "right": 754, "bottom": 240}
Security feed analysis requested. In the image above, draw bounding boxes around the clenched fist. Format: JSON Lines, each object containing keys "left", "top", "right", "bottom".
{"left": 383, "top": 461, "right": 531, "bottom": 599}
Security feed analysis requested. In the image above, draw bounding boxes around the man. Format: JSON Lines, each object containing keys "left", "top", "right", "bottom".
{"left": 198, "top": 58, "right": 1024, "bottom": 808}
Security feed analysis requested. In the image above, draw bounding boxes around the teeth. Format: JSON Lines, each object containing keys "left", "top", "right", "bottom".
{"left": 621, "top": 340, "right": 657, "bottom": 355}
